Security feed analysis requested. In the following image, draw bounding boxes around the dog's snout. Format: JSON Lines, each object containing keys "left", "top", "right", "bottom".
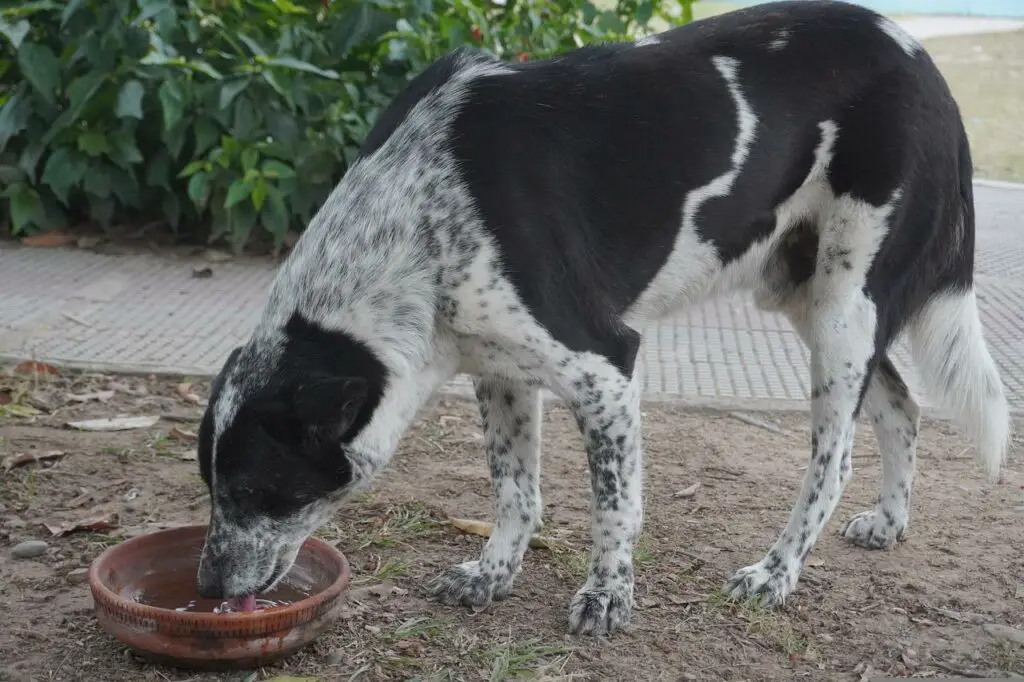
{"left": 196, "top": 553, "right": 225, "bottom": 599}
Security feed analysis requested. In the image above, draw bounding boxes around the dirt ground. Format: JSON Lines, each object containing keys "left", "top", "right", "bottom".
{"left": 1, "top": 368, "right": 1022, "bottom": 681}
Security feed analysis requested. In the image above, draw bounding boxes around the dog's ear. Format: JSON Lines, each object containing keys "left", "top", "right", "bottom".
{"left": 293, "top": 376, "right": 369, "bottom": 435}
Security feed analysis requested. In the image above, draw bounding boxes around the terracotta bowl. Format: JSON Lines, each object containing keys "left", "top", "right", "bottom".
{"left": 88, "top": 525, "right": 350, "bottom": 670}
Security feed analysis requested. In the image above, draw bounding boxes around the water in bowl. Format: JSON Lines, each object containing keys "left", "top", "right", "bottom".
{"left": 130, "top": 570, "right": 312, "bottom": 613}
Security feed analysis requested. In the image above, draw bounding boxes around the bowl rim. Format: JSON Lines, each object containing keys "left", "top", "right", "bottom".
{"left": 87, "top": 524, "right": 350, "bottom": 629}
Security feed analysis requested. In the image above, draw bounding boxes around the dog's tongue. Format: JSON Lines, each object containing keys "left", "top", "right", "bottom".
{"left": 228, "top": 595, "right": 257, "bottom": 613}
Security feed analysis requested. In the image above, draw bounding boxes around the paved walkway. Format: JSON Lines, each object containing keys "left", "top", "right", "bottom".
{"left": 2, "top": 180, "right": 1022, "bottom": 413}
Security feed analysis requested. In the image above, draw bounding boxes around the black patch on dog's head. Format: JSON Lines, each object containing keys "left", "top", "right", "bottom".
{"left": 197, "top": 314, "right": 388, "bottom": 521}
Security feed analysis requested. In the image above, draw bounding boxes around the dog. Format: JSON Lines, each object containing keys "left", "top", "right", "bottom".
{"left": 195, "top": 0, "right": 1010, "bottom": 635}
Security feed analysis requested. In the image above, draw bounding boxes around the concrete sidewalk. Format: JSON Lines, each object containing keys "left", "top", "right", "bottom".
{"left": 2, "top": 180, "right": 1022, "bottom": 413}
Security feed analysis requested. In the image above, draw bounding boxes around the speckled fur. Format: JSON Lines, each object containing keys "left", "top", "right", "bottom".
{"left": 197, "top": 1, "right": 1010, "bottom": 637}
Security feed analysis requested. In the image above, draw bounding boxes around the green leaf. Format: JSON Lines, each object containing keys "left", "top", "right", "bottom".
{"left": 232, "top": 96, "right": 260, "bottom": 141}
{"left": 0, "top": 165, "right": 24, "bottom": 185}
{"left": 17, "top": 42, "right": 61, "bottom": 106}
{"left": 634, "top": 1, "right": 653, "bottom": 25}
{"left": 237, "top": 33, "right": 267, "bottom": 57}
{"left": 146, "top": 149, "right": 171, "bottom": 190}
{"left": 261, "top": 159, "right": 295, "bottom": 179}
{"left": 109, "top": 130, "right": 144, "bottom": 168}
{"left": 115, "top": 80, "right": 145, "bottom": 119}
{"left": 41, "top": 147, "right": 87, "bottom": 205}
{"left": 158, "top": 79, "right": 186, "bottom": 131}
{"left": 162, "top": 192, "right": 181, "bottom": 230}
{"left": 596, "top": 11, "right": 625, "bottom": 34}
{"left": 218, "top": 79, "right": 250, "bottom": 110}
{"left": 0, "top": 88, "right": 32, "bottom": 154}
{"left": 251, "top": 177, "right": 268, "bottom": 211}
{"left": 187, "top": 60, "right": 222, "bottom": 79}
{"left": 224, "top": 178, "right": 253, "bottom": 208}
{"left": 228, "top": 201, "right": 258, "bottom": 254}
{"left": 41, "top": 70, "right": 107, "bottom": 147}
{"left": 83, "top": 166, "right": 112, "bottom": 199}
{"left": 109, "top": 167, "right": 141, "bottom": 207}
{"left": 0, "top": 19, "right": 30, "bottom": 49}
{"left": 77, "top": 130, "right": 111, "bottom": 157}
{"left": 131, "top": 1, "right": 173, "bottom": 27}
{"left": 61, "top": 0, "right": 86, "bottom": 28}
{"left": 88, "top": 194, "right": 115, "bottom": 229}
{"left": 266, "top": 109, "right": 299, "bottom": 147}
{"left": 18, "top": 138, "right": 46, "bottom": 183}
{"left": 8, "top": 184, "right": 44, "bottom": 235}
{"left": 193, "top": 117, "right": 220, "bottom": 156}
{"left": 241, "top": 148, "right": 258, "bottom": 173}
{"left": 177, "top": 160, "right": 206, "bottom": 179}
{"left": 261, "top": 184, "right": 290, "bottom": 241}
{"left": 187, "top": 170, "right": 211, "bottom": 208}
{"left": 260, "top": 57, "right": 339, "bottom": 80}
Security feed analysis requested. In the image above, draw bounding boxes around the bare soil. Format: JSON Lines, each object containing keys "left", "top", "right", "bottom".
{"left": 1, "top": 368, "right": 1023, "bottom": 681}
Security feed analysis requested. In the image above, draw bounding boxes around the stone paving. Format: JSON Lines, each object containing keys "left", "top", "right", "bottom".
{"left": 2, "top": 180, "right": 1022, "bottom": 413}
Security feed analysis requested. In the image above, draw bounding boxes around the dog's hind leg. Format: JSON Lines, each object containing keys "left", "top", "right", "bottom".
{"left": 428, "top": 376, "right": 542, "bottom": 606}
{"left": 726, "top": 193, "right": 900, "bottom": 607}
{"left": 842, "top": 355, "right": 920, "bottom": 549}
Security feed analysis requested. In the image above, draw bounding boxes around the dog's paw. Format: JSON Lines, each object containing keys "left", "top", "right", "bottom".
{"left": 426, "top": 561, "right": 510, "bottom": 607}
{"left": 842, "top": 509, "right": 905, "bottom": 550}
{"left": 567, "top": 583, "right": 633, "bottom": 636}
{"left": 723, "top": 560, "right": 795, "bottom": 608}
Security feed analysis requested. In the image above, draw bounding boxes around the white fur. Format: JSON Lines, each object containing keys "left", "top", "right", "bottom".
{"left": 768, "top": 28, "right": 791, "bottom": 51}
{"left": 907, "top": 288, "right": 1010, "bottom": 481}
{"left": 635, "top": 34, "right": 661, "bottom": 47}
{"left": 877, "top": 16, "right": 921, "bottom": 56}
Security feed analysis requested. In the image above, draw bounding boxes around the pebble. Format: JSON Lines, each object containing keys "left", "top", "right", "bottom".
{"left": 12, "top": 540, "right": 49, "bottom": 559}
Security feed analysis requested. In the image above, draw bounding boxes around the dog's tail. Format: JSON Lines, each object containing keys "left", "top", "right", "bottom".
{"left": 908, "top": 288, "right": 1009, "bottom": 481}
{"left": 906, "top": 132, "right": 1010, "bottom": 482}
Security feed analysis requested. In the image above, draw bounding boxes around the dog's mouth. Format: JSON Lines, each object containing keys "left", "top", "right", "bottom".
{"left": 225, "top": 594, "right": 258, "bottom": 613}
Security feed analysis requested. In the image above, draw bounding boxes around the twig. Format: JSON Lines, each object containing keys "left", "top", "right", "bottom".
{"left": 60, "top": 312, "right": 92, "bottom": 328}
{"left": 728, "top": 411, "right": 783, "bottom": 434}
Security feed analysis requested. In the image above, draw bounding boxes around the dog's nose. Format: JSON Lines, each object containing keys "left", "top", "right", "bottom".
{"left": 196, "top": 555, "right": 224, "bottom": 599}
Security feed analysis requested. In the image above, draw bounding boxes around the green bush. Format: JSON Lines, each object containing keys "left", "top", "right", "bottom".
{"left": 0, "top": 0, "right": 687, "bottom": 253}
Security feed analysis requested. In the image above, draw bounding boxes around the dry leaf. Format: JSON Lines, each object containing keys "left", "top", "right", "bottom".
{"left": 65, "top": 390, "right": 115, "bottom": 403}
{"left": 168, "top": 426, "right": 197, "bottom": 443}
{"left": 67, "top": 416, "right": 159, "bottom": 431}
{"left": 21, "top": 230, "right": 76, "bottom": 248}
{"left": 0, "top": 403, "right": 40, "bottom": 418}
{"left": 1015, "top": 583, "right": 1024, "bottom": 599}
{"left": 203, "top": 249, "right": 233, "bottom": 263}
{"left": 13, "top": 360, "right": 60, "bottom": 376}
{"left": 805, "top": 557, "right": 825, "bottom": 567}
{"left": 176, "top": 382, "right": 202, "bottom": 404}
{"left": 180, "top": 450, "right": 198, "bottom": 461}
{"left": 448, "top": 517, "right": 570, "bottom": 551}
{"left": 44, "top": 511, "right": 119, "bottom": 537}
{"left": 192, "top": 266, "right": 213, "bottom": 279}
{"left": 3, "top": 450, "right": 65, "bottom": 471}
{"left": 672, "top": 482, "right": 700, "bottom": 498}
{"left": 983, "top": 623, "right": 1024, "bottom": 646}
{"left": 450, "top": 517, "right": 494, "bottom": 538}
{"left": 667, "top": 594, "right": 705, "bottom": 605}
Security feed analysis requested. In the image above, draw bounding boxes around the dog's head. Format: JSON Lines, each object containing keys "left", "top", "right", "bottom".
{"left": 195, "top": 314, "right": 387, "bottom": 602}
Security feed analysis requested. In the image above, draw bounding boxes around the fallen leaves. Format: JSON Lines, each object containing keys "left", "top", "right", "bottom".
{"left": 21, "top": 230, "right": 76, "bottom": 248}
{"left": 44, "top": 511, "right": 119, "bottom": 537}
{"left": 982, "top": 622, "right": 1024, "bottom": 646}
{"left": 176, "top": 382, "right": 202, "bottom": 405}
{"left": 65, "top": 390, "right": 115, "bottom": 404}
{"left": 168, "top": 426, "right": 197, "bottom": 443}
{"left": 67, "top": 415, "right": 159, "bottom": 431}
{"left": 13, "top": 360, "right": 60, "bottom": 376}
{"left": 3, "top": 450, "right": 65, "bottom": 471}
{"left": 448, "top": 517, "right": 573, "bottom": 551}
{"left": 672, "top": 482, "right": 700, "bottom": 499}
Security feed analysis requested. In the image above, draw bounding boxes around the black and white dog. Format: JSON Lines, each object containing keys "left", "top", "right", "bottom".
{"left": 195, "top": 0, "right": 1010, "bottom": 635}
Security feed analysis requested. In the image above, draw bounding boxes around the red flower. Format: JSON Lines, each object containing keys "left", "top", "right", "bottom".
{"left": 516, "top": 52, "right": 529, "bottom": 62}
{"left": 470, "top": 25, "right": 482, "bottom": 41}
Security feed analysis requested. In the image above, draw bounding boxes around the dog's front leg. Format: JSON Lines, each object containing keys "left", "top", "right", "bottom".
{"left": 428, "top": 376, "right": 542, "bottom": 606}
